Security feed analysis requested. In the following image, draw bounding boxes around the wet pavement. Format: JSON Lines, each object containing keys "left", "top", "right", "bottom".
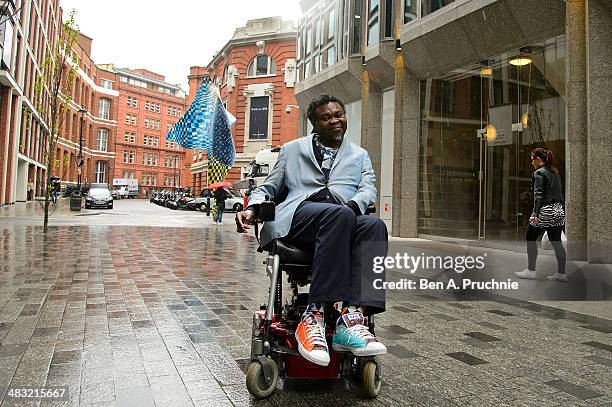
{"left": 0, "top": 200, "right": 611, "bottom": 406}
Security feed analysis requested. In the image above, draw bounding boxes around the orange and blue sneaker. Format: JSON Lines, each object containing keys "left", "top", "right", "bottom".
{"left": 295, "top": 307, "right": 330, "bottom": 366}
{"left": 332, "top": 307, "right": 387, "bottom": 356}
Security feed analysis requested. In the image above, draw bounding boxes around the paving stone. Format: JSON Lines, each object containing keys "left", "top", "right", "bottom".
{"left": 1, "top": 215, "right": 611, "bottom": 405}
{"left": 544, "top": 379, "right": 604, "bottom": 400}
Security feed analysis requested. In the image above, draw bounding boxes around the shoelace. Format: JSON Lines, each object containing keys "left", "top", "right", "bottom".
{"left": 301, "top": 314, "right": 328, "bottom": 351}
{"left": 344, "top": 323, "right": 376, "bottom": 344}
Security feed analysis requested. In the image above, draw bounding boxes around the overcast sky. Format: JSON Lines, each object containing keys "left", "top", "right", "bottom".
{"left": 59, "top": 0, "right": 302, "bottom": 92}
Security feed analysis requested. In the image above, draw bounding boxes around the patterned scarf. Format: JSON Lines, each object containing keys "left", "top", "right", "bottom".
{"left": 313, "top": 134, "right": 339, "bottom": 172}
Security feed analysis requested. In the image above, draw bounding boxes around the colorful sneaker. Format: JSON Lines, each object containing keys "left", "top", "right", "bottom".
{"left": 332, "top": 308, "right": 386, "bottom": 356}
{"left": 515, "top": 268, "right": 537, "bottom": 279}
{"left": 295, "top": 310, "right": 330, "bottom": 366}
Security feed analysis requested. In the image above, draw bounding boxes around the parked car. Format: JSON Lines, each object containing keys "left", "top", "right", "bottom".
{"left": 85, "top": 185, "right": 113, "bottom": 209}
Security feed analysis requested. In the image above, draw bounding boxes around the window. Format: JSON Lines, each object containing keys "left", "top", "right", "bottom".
{"left": 101, "top": 79, "right": 113, "bottom": 89}
{"left": 126, "top": 114, "right": 137, "bottom": 125}
{"left": 122, "top": 76, "right": 148, "bottom": 88}
{"left": 96, "top": 129, "right": 108, "bottom": 151}
{"left": 95, "top": 161, "right": 107, "bottom": 183}
{"left": 142, "top": 173, "right": 157, "bottom": 186}
{"left": 167, "top": 123, "right": 175, "bottom": 132}
{"left": 99, "top": 98, "right": 111, "bottom": 119}
{"left": 326, "top": 46, "right": 336, "bottom": 68}
{"left": 404, "top": 0, "right": 417, "bottom": 23}
{"left": 367, "top": 0, "right": 380, "bottom": 46}
{"left": 145, "top": 101, "right": 160, "bottom": 112}
{"left": 247, "top": 55, "right": 277, "bottom": 77}
{"left": 143, "top": 135, "right": 149, "bottom": 145}
{"left": 353, "top": 0, "right": 363, "bottom": 54}
{"left": 159, "top": 86, "right": 176, "bottom": 96}
{"left": 422, "top": 0, "right": 456, "bottom": 17}
{"left": 127, "top": 96, "right": 138, "bottom": 108}
{"left": 384, "top": 0, "right": 393, "bottom": 38}
{"left": 122, "top": 171, "right": 134, "bottom": 179}
{"left": 328, "top": 9, "right": 335, "bottom": 40}
{"left": 124, "top": 132, "right": 135, "bottom": 143}
{"left": 248, "top": 96, "right": 269, "bottom": 140}
{"left": 123, "top": 150, "right": 135, "bottom": 164}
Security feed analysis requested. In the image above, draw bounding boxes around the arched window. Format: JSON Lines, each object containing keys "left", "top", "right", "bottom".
{"left": 247, "top": 55, "right": 277, "bottom": 77}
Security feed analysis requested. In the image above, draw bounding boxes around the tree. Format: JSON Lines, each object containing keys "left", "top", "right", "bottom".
{"left": 30, "top": 10, "right": 80, "bottom": 233}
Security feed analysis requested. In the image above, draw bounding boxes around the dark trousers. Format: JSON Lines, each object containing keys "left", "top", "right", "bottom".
{"left": 525, "top": 224, "right": 566, "bottom": 274}
{"left": 285, "top": 202, "right": 388, "bottom": 314}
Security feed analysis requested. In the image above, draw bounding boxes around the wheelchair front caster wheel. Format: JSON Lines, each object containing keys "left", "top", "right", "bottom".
{"left": 246, "top": 358, "right": 279, "bottom": 399}
{"left": 360, "top": 360, "right": 381, "bottom": 398}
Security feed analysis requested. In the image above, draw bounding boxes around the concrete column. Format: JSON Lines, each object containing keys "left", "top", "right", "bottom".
{"left": 586, "top": 0, "right": 612, "bottom": 263}
{"left": 361, "top": 84, "right": 382, "bottom": 199}
{"left": 565, "top": 0, "right": 589, "bottom": 260}
{"left": 0, "top": 88, "right": 11, "bottom": 205}
{"left": 393, "top": 68, "right": 420, "bottom": 238}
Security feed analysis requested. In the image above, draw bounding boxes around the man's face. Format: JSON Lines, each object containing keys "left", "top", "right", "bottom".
{"left": 313, "top": 102, "right": 347, "bottom": 146}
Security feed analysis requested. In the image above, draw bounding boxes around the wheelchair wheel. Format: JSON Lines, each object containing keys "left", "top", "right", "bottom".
{"left": 360, "top": 359, "right": 381, "bottom": 398}
{"left": 246, "top": 358, "right": 278, "bottom": 399}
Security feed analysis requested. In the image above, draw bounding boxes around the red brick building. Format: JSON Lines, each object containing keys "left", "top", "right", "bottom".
{"left": 107, "top": 66, "right": 188, "bottom": 195}
{"left": 0, "top": 1, "right": 120, "bottom": 205}
{"left": 187, "top": 17, "right": 298, "bottom": 193}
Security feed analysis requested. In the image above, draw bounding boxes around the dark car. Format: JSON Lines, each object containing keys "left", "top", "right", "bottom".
{"left": 85, "top": 185, "right": 113, "bottom": 209}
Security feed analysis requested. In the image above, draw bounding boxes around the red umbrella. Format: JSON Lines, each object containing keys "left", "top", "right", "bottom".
{"left": 207, "top": 181, "right": 232, "bottom": 190}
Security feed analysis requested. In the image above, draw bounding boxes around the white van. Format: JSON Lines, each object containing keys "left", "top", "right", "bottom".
{"left": 248, "top": 147, "right": 280, "bottom": 186}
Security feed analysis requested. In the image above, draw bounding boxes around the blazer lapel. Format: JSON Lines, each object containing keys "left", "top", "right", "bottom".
{"left": 300, "top": 135, "right": 323, "bottom": 174}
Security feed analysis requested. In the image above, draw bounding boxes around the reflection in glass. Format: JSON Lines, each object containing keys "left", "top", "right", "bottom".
{"left": 418, "top": 36, "right": 566, "bottom": 242}
{"left": 404, "top": 0, "right": 417, "bottom": 24}
{"left": 422, "top": 0, "right": 455, "bottom": 17}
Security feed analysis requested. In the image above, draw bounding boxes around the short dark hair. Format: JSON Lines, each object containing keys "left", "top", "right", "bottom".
{"left": 306, "top": 94, "right": 346, "bottom": 126}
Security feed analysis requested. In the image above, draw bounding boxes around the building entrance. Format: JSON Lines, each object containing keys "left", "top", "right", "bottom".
{"left": 419, "top": 35, "right": 566, "bottom": 245}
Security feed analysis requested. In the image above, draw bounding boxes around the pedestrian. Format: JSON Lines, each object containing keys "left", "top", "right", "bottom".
{"left": 27, "top": 180, "right": 34, "bottom": 201}
{"left": 515, "top": 148, "right": 567, "bottom": 282}
{"left": 50, "top": 177, "right": 61, "bottom": 205}
{"left": 236, "top": 94, "right": 387, "bottom": 366}
{"left": 213, "top": 187, "right": 227, "bottom": 225}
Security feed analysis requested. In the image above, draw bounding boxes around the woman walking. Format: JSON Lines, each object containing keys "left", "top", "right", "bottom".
{"left": 516, "top": 148, "right": 567, "bottom": 281}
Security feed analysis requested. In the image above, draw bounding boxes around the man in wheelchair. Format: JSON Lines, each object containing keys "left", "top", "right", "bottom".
{"left": 236, "top": 94, "right": 388, "bottom": 367}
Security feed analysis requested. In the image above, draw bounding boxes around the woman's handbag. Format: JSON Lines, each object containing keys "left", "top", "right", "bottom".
{"left": 542, "top": 231, "right": 567, "bottom": 250}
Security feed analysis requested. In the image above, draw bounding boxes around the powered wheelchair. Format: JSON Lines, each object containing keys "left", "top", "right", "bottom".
{"left": 245, "top": 200, "right": 382, "bottom": 399}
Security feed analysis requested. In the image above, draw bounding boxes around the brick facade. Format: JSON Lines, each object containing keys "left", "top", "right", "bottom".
{"left": 111, "top": 68, "right": 188, "bottom": 196}
{"left": 187, "top": 17, "right": 298, "bottom": 193}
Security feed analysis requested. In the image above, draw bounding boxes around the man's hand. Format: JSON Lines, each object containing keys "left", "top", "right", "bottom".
{"left": 235, "top": 209, "right": 255, "bottom": 233}
{"left": 530, "top": 216, "right": 540, "bottom": 224}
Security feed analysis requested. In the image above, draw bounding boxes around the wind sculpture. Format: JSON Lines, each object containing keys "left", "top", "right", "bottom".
{"left": 166, "top": 78, "right": 236, "bottom": 187}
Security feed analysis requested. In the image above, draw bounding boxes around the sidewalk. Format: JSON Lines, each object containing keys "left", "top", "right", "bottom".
{"left": 388, "top": 236, "right": 612, "bottom": 320}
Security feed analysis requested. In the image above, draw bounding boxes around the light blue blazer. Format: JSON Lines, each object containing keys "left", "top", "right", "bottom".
{"left": 248, "top": 134, "right": 377, "bottom": 247}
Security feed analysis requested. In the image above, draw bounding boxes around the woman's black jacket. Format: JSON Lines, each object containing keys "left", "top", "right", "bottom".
{"left": 532, "top": 166, "right": 564, "bottom": 216}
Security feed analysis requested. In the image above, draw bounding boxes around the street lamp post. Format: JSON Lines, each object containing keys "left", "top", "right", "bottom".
{"left": 70, "top": 107, "right": 87, "bottom": 211}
